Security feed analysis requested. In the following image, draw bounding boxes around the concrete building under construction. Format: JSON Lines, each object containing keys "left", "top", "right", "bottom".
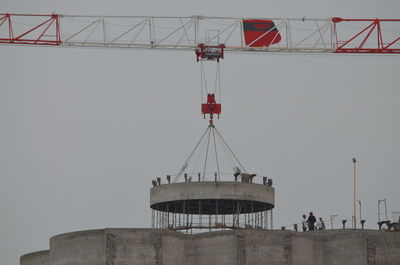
{"left": 20, "top": 173, "right": 400, "bottom": 265}
{"left": 19, "top": 72, "right": 400, "bottom": 265}
{"left": 13, "top": 14, "right": 400, "bottom": 265}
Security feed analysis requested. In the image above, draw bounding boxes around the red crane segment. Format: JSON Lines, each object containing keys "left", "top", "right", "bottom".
{"left": 201, "top": 93, "right": 221, "bottom": 123}
{"left": 333, "top": 18, "right": 400, "bottom": 53}
{"left": 0, "top": 14, "right": 61, "bottom": 45}
{"left": 195, "top": 43, "right": 225, "bottom": 62}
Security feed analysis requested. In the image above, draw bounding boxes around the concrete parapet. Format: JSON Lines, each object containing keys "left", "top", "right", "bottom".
{"left": 20, "top": 250, "right": 50, "bottom": 265}
{"left": 22, "top": 229, "right": 400, "bottom": 265}
{"left": 50, "top": 229, "right": 105, "bottom": 265}
{"left": 150, "top": 181, "right": 275, "bottom": 214}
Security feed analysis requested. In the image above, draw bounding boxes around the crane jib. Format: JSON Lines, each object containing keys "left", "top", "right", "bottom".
{"left": 0, "top": 13, "right": 399, "bottom": 54}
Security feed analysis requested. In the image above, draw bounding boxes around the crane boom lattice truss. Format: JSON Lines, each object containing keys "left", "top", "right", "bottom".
{"left": 0, "top": 13, "right": 399, "bottom": 54}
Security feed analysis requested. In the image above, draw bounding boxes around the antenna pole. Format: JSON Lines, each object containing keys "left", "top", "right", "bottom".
{"left": 352, "top": 157, "right": 357, "bottom": 229}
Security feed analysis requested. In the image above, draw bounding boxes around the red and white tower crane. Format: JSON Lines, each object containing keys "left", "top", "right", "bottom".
{"left": 0, "top": 14, "right": 399, "bottom": 53}
{"left": 2, "top": 14, "right": 399, "bottom": 119}
{"left": 1, "top": 13, "right": 399, "bottom": 229}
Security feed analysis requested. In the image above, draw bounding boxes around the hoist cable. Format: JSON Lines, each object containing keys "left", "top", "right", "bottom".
{"left": 200, "top": 62, "right": 208, "bottom": 94}
{"left": 213, "top": 62, "right": 219, "bottom": 94}
{"left": 202, "top": 125, "right": 212, "bottom": 180}
{"left": 173, "top": 125, "right": 211, "bottom": 182}
{"left": 216, "top": 131, "right": 237, "bottom": 170}
{"left": 190, "top": 131, "right": 209, "bottom": 176}
{"left": 200, "top": 61, "right": 204, "bottom": 103}
{"left": 214, "top": 126, "right": 247, "bottom": 173}
{"left": 212, "top": 126, "right": 221, "bottom": 180}
{"left": 218, "top": 62, "right": 221, "bottom": 104}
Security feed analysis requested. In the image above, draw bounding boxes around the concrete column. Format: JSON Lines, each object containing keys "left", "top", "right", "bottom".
{"left": 151, "top": 209, "right": 155, "bottom": 228}
{"left": 199, "top": 200, "right": 202, "bottom": 228}
{"left": 270, "top": 209, "right": 273, "bottom": 230}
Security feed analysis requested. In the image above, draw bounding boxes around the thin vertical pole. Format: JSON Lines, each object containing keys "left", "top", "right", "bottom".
{"left": 199, "top": 200, "right": 202, "bottom": 228}
{"left": 353, "top": 158, "right": 357, "bottom": 229}
{"left": 186, "top": 201, "right": 189, "bottom": 228}
{"left": 158, "top": 209, "right": 161, "bottom": 228}
{"left": 251, "top": 201, "right": 254, "bottom": 227}
{"left": 156, "top": 210, "right": 158, "bottom": 228}
{"left": 270, "top": 209, "right": 273, "bottom": 230}
{"left": 378, "top": 200, "right": 381, "bottom": 223}
{"left": 330, "top": 20, "right": 334, "bottom": 49}
{"left": 239, "top": 19, "right": 243, "bottom": 47}
{"left": 151, "top": 209, "right": 154, "bottom": 228}
{"left": 233, "top": 201, "right": 235, "bottom": 228}
{"left": 216, "top": 200, "right": 219, "bottom": 224}
{"left": 237, "top": 201, "right": 240, "bottom": 227}
{"left": 264, "top": 205, "right": 267, "bottom": 229}
{"left": 285, "top": 19, "right": 289, "bottom": 48}
{"left": 167, "top": 203, "right": 170, "bottom": 228}
{"left": 183, "top": 200, "right": 185, "bottom": 228}
{"left": 101, "top": 16, "right": 106, "bottom": 44}
{"left": 264, "top": 211, "right": 267, "bottom": 229}
{"left": 148, "top": 17, "right": 152, "bottom": 45}
{"left": 194, "top": 16, "right": 198, "bottom": 45}
{"left": 384, "top": 199, "right": 388, "bottom": 221}
{"left": 174, "top": 205, "right": 177, "bottom": 228}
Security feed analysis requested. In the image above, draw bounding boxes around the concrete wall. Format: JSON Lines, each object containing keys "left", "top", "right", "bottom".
{"left": 104, "top": 229, "right": 163, "bottom": 265}
{"left": 161, "top": 232, "right": 185, "bottom": 265}
{"left": 150, "top": 182, "right": 275, "bottom": 207}
{"left": 240, "top": 230, "right": 288, "bottom": 265}
{"left": 50, "top": 229, "right": 105, "bottom": 265}
{"left": 21, "top": 228, "right": 400, "bottom": 265}
{"left": 20, "top": 250, "right": 49, "bottom": 265}
{"left": 185, "top": 232, "right": 237, "bottom": 265}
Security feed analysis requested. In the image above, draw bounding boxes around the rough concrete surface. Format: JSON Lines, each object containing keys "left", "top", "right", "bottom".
{"left": 21, "top": 228, "right": 400, "bottom": 265}
{"left": 20, "top": 250, "right": 49, "bottom": 265}
{"left": 150, "top": 182, "right": 275, "bottom": 207}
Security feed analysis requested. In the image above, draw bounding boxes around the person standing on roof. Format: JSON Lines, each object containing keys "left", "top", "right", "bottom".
{"left": 317, "top": 217, "right": 326, "bottom": 230}
{"left": 302, "top": 214, "right": 308, "bottom": 232}
{"left": 307, "top": 212, "right": 317, "bottom": 231}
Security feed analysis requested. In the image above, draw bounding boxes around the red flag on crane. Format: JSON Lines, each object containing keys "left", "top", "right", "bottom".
{"left": 243, "top": 19, "right": 281, "bottom": 47}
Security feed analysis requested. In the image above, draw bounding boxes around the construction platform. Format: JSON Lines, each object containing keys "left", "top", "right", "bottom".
{"left": 150, "top": 180, "right": 274, "bottom": 231}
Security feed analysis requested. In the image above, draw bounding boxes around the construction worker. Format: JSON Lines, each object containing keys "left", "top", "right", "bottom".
{"left": 317, "top": 217, "right": 326, "bottom": 230}
{"left": 307, "top": 212, "right": 317, "bottom": 231}
{"left": 302, "top": 214, "right": 308, "bottom": 231}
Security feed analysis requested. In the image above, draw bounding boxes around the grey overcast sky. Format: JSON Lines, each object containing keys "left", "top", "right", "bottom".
{"left": 1, "top": 0, "right": 400, "bottom": 264}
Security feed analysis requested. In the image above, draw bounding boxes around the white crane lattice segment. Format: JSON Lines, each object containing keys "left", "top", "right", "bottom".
{"left": 59, "top": 15, "right": 335, "bottom": 52}
{"left": 1, "top": 14, "right": 399, "bottom": 53}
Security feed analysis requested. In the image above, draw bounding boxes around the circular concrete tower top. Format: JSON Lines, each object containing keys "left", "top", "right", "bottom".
{"left": 150, "top": 181, "right": 274, "bottom": 214}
